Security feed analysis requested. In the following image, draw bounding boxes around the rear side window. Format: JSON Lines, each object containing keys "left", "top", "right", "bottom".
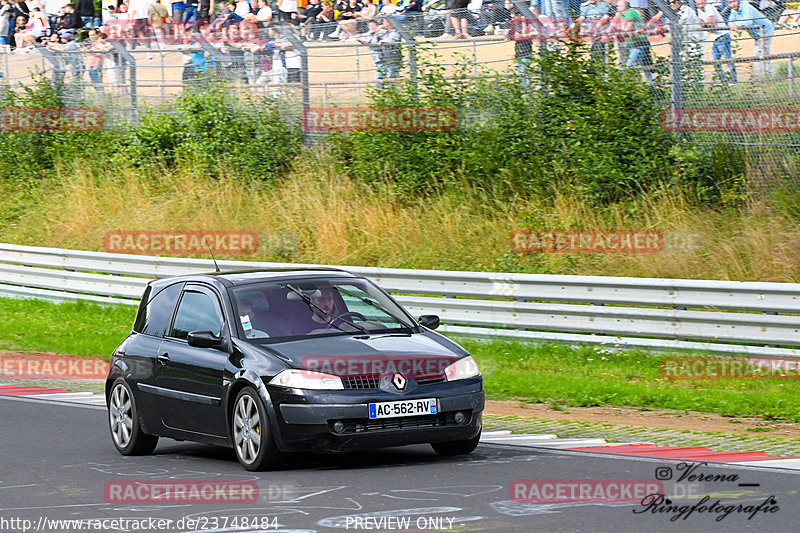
{"left": 133, "top": 283, "right": 183, "bottom": 337}
{"left": 170, "top": 291, "right": 223, "bottom": 340}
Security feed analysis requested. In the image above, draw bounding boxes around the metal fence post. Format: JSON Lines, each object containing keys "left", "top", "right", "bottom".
{"left": 789, "top": 57, "right": 795, "bottom": 98}
{"left": 652, "top": 0, "right": 683, "bottom": 116}
{"left": 109, "top": 41, "right": 138, "bottom": 125}
{"left": 33, "top": 45, "right": 67, "bottom": 94}
{"left": 385, "top": 14, "right": 418, "bottom": 96}
{"left": 278, "top": 27, "right": 310, "bottom": 145}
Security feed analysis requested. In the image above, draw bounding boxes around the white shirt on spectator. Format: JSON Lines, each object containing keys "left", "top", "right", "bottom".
{"left": 468, "top": 0, "right": 482, "bottom": 12}
{"left": 44, "top": 0, "right": 69, "bottom": 16}
{"left": 235, "top": 0, "right": 250, "bottom": 16}
{"left": 697, "top": 3, "right": 727, "bottom": 41}
{"left": 379, "top": 3, "right": 397, "bottom": 14}
{"left": 257, "top": 5, "right": 272, "bottom": 20}
{"left": 677, "top": 4, "right": 702, "bottom": 42}
{"left": 285, "top": 48, "right": 301, "bottom": 69}
{"left": 279, "top": 0, "right": 297, "bottom": 13}
{"left": 130, "top": 0, "right": 151, "bottom": 19}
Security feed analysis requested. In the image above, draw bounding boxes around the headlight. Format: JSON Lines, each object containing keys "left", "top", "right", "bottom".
{"left": 444, "top": 356, "right": 481, "bottom": 381}
{"left": 269, "top": 369, "right": 344, "bottom": 390}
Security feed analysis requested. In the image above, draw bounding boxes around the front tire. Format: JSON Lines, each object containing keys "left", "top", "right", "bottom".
{"left": 431, "top": 434, "right": 480, "bottom": 456}
{"left": 108, "top": 378, "right": 158, "bottom": 455}
{"left": 232, "top": 387, "right": 282, "bottom": 471}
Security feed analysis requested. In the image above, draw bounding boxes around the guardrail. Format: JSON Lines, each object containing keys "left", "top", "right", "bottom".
{"left": 1, "top": 242, "right": 798, "bottom": 357}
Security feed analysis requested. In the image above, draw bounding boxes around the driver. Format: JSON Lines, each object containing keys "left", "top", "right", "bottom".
{"left": 309, "top": 286, "right": 339, "bottom": 329}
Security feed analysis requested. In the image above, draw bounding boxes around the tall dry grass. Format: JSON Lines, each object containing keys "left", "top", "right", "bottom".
{"left": 1, "top": 153, "right": 799, "bottom": 281}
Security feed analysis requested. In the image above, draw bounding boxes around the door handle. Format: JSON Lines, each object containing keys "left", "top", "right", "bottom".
{"left": 157, "top": 352, "right": 170, "bottom": 365}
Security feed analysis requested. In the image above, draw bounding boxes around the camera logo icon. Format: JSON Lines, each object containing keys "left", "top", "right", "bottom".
{"left": 655, "top": 467, "right": 673, "bottom": 480}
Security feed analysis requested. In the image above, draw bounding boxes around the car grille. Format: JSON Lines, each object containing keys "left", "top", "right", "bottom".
{"left": 342, "top": 375, "right": 381, "bottom": 390}
{"left": 331, "top": 411, "right": 469, "bottom": 434}
{"left": 341, "top": 374, "right": 447, "bottom": 389}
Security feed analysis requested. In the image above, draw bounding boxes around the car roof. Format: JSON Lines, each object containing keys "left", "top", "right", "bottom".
{"left": 217, "top": 269, "right": 360, "bottom": 286}
{"left": 149, "top": 269, "right": 361, "bottom": 289}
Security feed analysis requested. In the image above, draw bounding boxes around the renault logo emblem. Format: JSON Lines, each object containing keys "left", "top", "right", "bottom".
{"left": 392, "top": 373, "right": 407, "bottom": 390}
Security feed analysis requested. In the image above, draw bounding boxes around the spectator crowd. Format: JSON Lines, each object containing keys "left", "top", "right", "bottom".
{"left": 504, "top": 0, "right": 793, "bottom": 82}
{"left": 0, "top": 0, "right": 794, "bottom": 89}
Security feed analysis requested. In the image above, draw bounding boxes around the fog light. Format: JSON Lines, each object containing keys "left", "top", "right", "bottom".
{"left": 332, "top": 421, "right": 345, "bottom": 434}
{"left": 454, "top": 411, "right": 466, "bottom": 424}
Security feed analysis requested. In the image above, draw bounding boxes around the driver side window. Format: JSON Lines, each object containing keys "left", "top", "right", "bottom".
{"left": 171, "top": 290, "right": 223, "bottom": 340}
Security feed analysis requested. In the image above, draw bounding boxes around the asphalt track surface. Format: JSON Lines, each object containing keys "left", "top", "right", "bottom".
{"left": 1, "top": 396, "right": 798, "bottom": 533}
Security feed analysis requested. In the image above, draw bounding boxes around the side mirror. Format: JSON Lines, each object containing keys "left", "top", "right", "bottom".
{"left": 187, "top": 330, "right": 224, "bottom": 348}
{"left": 418, "top": 315, "right": 440, "bottom": 330}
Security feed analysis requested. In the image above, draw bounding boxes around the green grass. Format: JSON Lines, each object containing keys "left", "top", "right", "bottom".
{"left": 2, "top": 296, "right": 799, "bottom": 423}
{"left": 460, "top": 339, "right": 800, "bottom": 423}
{"left": 0, "top": 297, "right": 136, "bottom": 357}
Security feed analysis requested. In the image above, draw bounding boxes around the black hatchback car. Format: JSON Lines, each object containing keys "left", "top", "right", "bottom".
{"left": 106, "top": 269, "right": 484, "bottom": 470}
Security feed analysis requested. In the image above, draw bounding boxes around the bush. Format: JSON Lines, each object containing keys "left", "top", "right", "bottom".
{"left": 0, "top": 76, "right": 124, "bottom": 183}
{"left": 131, "top": 81, "right": 302, "bottom": 180}
{"left": 0, "top": 76, "right": 302, "bottom": 183}
{"left": 331, "top": 39, "right": 675, "bottom": 204}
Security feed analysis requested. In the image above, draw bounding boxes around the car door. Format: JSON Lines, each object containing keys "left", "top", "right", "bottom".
{"left": 126, "top": 282, "right": 185, "bottom": 418}
{"left": 155, "top": 284, "right": 229, "bottom": 436}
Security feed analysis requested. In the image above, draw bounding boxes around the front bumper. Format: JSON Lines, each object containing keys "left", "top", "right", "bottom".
{"left": 267, "top": 377, "right": 484, "bottom": 453}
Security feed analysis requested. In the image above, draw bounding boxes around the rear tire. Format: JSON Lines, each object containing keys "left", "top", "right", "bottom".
{"left": 232, "top": 387, "right": 282, "bottom": 471}
{"left": 431, "top": 434, "right": 480, "bottom": 456}
{"left": 108, "top": 378, "right": 158, "bottom": 455}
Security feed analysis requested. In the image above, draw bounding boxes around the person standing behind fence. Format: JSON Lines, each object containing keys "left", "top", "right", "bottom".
{"left": 129, "top": 0, "right": 150, "bottom": 48}
{"left": 183, "top": 0, "right": 197, "bottom": 29}
{"left": 86, "top": 28, "right": 112, "bottom": 93}
{"left": 506, "top": 7, "right": 534, "bottom": 81}
{"left": 74, "top": 0, "right": 92, "bottom": 26}
{"left": 448, "top": 0, "right": 470, "bottom": 38}
{"left": 726, "top": 0, "right": 773, "bottom": 78}
{"left": 358, "top": 17, "right": 382, "bottom": 76}
{"left": 148, "top": 0, "right": 168, "bottom": 50}
{"left": 170, "top": 0, "right": 185, "bottom": 38}
{"left": 44, "top": 0, "right": 68, "bottom": 34}
{"left": 377, "top": 15, "right": 400, "bottom": 82}
{"left": 696, "top": 0, "right": 735, "bottom": 82}
{"left": 0, "top": 0, "right": 12, "bottom": 49}
{"left": 669, "top": 0, "right": 703, "bottom": 82}
{"left": 619, "top": 0, "right": 653, "bottom": 83}
{"left": 575, "top": 0, "right": 610, "bottom": 62}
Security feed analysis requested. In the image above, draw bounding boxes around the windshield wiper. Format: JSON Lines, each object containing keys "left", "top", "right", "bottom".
{"left": 284, "top": 284, "right": 370, "bottom": 336}
{"left": 335, "top": 286, "right": 413, "bottom": 330}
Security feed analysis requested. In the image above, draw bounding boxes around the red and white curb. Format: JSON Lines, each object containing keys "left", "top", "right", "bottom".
{"left": 0, "top": 383, "right": 107, "bottom": 407}
{"left": 480, "top": 430, "right": 800, "bottom": 471}
{"left": 3, "top": 385, "right": 798, "bottom": 470}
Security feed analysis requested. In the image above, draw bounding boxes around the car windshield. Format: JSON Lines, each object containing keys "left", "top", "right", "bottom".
{"left": 231, "top": 277, "right": 414, "bottom": 341}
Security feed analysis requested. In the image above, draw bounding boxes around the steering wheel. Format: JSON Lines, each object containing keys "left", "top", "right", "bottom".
{"left": 332, "top": 311, "right": 367, "bottom": 323}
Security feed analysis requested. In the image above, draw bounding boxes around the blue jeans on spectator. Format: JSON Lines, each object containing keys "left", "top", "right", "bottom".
{"left": 376, "top": 63, "right": 399, "bottom": 88}
{"left": 541, "top": 0, "right": 566, "bottom": 19}
{"left": 626, "top": 45, "right": 653, "bottom": 84}
{"left": 516, "top": 56, "right": 531, "bottom": 89}
{"left": 712, "top": 33, "right": 737, "bottom": 83}
{"left": 184, "top": 6, "right": 198, "bottom": 27}
{"left": 82, "top": 16, "right": 93, "bottom": 28}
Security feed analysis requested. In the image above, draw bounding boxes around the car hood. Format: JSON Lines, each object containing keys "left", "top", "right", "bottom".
{"left": 259, "top": 332, "right": 467, "bottom": 370}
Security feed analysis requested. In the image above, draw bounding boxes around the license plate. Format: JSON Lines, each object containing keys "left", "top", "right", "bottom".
{"left": 368, "top": 398, "right": 438, "bottom": 419}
